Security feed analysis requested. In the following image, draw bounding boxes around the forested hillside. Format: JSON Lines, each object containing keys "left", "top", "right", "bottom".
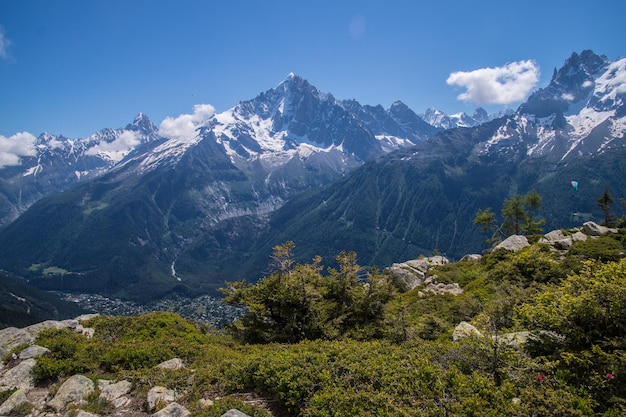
{"left": 2, "top": 221, "right": 625, "bottom": 416}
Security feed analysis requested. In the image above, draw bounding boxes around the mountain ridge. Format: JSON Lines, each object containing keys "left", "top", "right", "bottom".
{"left": 0, "top": 50, "right": 624, "bottom": 302}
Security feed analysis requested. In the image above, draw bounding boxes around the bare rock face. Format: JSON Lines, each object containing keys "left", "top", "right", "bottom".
{"left": 494, "top": 235, "right": 530, "bottom": 252}
{"left": 47, "top": 374, "right": 95, "bottom": 412}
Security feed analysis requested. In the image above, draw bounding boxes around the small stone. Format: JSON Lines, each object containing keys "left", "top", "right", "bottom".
{"left": 199, "top": 398, "right": 214, "bottom": 408}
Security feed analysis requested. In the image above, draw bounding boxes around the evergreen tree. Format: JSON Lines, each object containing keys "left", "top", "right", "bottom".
{"left": 597, "top": 188, "right": 615, "bottom": 226}
{"left": 522, "top": 189, "right": 545, "bottom": 235}
{"left": 501, "top": 195, "right": 526, "bottom": 235}
{"left": 475, "top": 190, "right": 545, "bottom": 244}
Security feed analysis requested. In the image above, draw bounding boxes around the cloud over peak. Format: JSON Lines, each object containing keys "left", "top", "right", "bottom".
{"left": 0, "top": 132, "right": 37, "bottom": 168}
{"left": 159, "top": 104, "right": 216, "bottom": 141}
{"left": 446, "top": 60, "right": 540, "bottom": 106}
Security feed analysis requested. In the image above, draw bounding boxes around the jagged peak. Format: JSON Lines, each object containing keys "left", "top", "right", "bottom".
{"left": 390, "top": 100, "right": 409, "bottom": 110}
{"left": 126, "top": 112, "right": 158, "bottom": 136}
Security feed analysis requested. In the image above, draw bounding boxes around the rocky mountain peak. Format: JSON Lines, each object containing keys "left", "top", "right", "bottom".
{"left": 127, "top": 112, "right": 159, "bottom": 138}
{"left": 519, "top": 50, "right": 610, "bottom": 117}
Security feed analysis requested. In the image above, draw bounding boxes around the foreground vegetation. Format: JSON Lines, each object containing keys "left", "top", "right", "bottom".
{"left": 5, "top": 227, "right": 626, "bottom": 416}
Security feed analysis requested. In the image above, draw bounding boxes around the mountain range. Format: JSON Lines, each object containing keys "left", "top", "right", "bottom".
{"left": 0, "top": 50, "right": 624, "bottom": 303}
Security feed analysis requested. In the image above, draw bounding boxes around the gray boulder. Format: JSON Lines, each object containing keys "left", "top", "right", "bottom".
{"left": 47, "top": 374, "right": 95, "bottom": 412}
{"left": 0, "top": 327, "right": 34, "bottom": 358}
{"left": 583, "top": 221, "right": 618, "bottom": 236}
{"left": 460, "top": 254, "right": 482, "bottom": 262}
{"left": 153, "top": 402, "right": 191, "bottom": 417}
{"left": 494, "top": 235, "right": 529, "bottom": 252}
{"left": 386, "top": 256, "right": 449, "bottom": 291}
{"left": 148, "top": 386, "right": 177, "bottom": 412}
{"left": 452, "top": 321, "right": 482, "bottom": 341}
{"left": 0, "top": 358, "right": 36, "bottom": 391}
{"left": 25, "top": 319, "right": 80, "bottom": 338}
{"left": 553, "top": 237, "right": 573, "bottom": 251}
{"left": 157, "top": 358, "right": 184, "bottom": 370}
{"left": 0, "top": 388, "right": 29, "bottom": 415}
{"left": 98, "top": 379, "right": 132, "bottom": 408}
{"left": 571, "top": 231, "right": 588, "bottom": 242}
{"left": 18, "top": 344, "right": 50, "bottom": 360}
{"left": 543, "top": 229, "right": 566, "bottom": 242}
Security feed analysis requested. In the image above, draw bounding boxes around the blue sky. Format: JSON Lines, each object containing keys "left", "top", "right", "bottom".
{"left": 1, "top": 0, "right": 625, "bottom": 139}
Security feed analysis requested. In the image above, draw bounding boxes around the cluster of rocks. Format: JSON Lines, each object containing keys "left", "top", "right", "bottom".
{"left": 385, "top": 255, "right": 463, "bottom": 296}
{"left": 491, "top": 220, "right": 619, "bottom": 254}
{"left": 449, "top": 221, "right": 620, "bottom": 347}
{"left": 0, "top": 316, "right": 253, "bottom": 417}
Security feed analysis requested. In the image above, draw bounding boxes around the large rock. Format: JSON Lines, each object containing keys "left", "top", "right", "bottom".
{"left": 18, "top": 345, "right": 50, "bottom": 359}
{"left": 0, "top": 358, "right": 36, "bottom": 390}
{"left": 24, "top": 319, "right": 95, "bottom": 339}
{"left": 553, "top": 237, "right": 573, "bottom": 251}
{"left": 152, "top": 402, "right": 191, "bottom": 417}
{"left": 0, "top": 327, "right": 34, "bottom": 358}
{"left": 493, "top": 235, "right": 530, "bottom": 252}
{"left": 98, "top": 379, "right": 132, "bottom": 408}
{"left": 452, "top": 321, "right": 482, "bottom": 341}
{"left": 583, "top": 221, "right": 618, "bottom": 236}
{"left": 0, "top": 388, "right": 29, "bottom": 415}
{"left": 148, "top": 386, "right": 177, "bottom": 412}
{"left": 47, "top": 374, "right": 95, "bottom": 412}
{"left": 571, "top": 231, "right": 588, "bottom": 242}
{"left": 386, "top": 256, "right": 449, "bottom": 291}
{"left": 24, "top": 319, "right": 80, "bottom": 338}
{"left": 460, "top": 254, "right": 482, "bottom": 262}
{"left": 157, "top": 358, "right": 184, "bottom": 370}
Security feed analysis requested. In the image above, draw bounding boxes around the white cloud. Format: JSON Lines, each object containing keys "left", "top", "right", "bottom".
{"left": 0, "top": 25, "right": 12, "bottom": 60}
{"left": 0, "top": 132, "right": 37, "bottom": 168}
{"left": 85, "top": 130, "right": 141, "bottom": 156}
{"left": 159, "top": 104, "right": 216, "bottom": 141}
{"left": 446, "top": 60, "right": 540, "bottom": 105}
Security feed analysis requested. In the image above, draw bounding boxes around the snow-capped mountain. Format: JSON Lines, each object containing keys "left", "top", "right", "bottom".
{"left": 0, "top": 51, "right": 624, "bottom": 303}
{"left": 0, "top": 113, "right": 159, "bottom": 225}
{"left": 125, "top": 74, "right": 439, "bottom": 177}
{"left": 421, "top": 107, "right": 512, "bottom": 129}
{"left": 480, "top": 50, "right": 626, "bottom": 160}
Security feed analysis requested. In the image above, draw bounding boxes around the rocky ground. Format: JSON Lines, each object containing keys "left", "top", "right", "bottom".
{"left": 0, "top": 317, "right": 259, "bottom": 417}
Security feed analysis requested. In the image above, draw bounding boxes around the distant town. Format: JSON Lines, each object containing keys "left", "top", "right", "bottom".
{"left": 57, "top": 292, "right": 243, "bottom": 328}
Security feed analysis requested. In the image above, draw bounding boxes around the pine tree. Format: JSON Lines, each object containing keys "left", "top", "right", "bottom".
{"left": 597, "top": 188, "right": 615, "bottom": 226}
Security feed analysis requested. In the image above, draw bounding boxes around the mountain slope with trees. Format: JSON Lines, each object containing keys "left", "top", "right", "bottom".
{"left": 2, "top": 221, "right": 625, "bottom": 416}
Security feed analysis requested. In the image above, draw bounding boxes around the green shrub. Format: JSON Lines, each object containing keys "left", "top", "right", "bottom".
{"left": 569, "top": 234, "right": 625, "bottom": 262}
